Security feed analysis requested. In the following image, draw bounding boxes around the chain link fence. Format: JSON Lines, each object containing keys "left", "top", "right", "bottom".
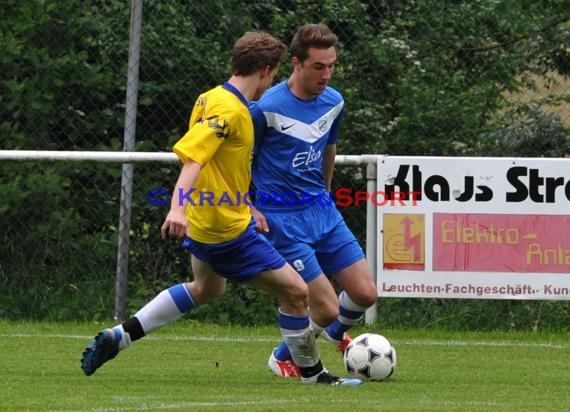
{"left": 1, "top": 0, "right": 569, "bottom": 324}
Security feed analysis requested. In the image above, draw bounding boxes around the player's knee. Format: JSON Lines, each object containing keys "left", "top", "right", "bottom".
{"left": 281, "top": 281, "right": 309, "bottom": 310}
{"left": 291, "top": 281, "right": 309, "bottom": 303}
{"left": 362, "top": 291, "right": 378, "bottom": 308}
{"left": 362, "top": 292, "right": 378, "bottom": 309}
{"left": 315, "top": 311, "right": 338, "bottom": 327}
{"left": 350, "top": 288, "right": 378, "bottom": 309}
{"left": 188, "top": 281, "right": 225, "bottom": 304}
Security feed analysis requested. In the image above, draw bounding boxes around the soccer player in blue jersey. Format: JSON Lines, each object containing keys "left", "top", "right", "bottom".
{"left": 249, "top": 24, "right": 378, "bottom": 378}
{"left": 80, "top": 31, "right": 361, "bottom": 386}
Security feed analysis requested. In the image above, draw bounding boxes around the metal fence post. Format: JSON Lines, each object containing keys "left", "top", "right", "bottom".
{"left": 115, "top": 0, "right": 143, "bottom": 321}
{"left": 365, "top": 161, "right": 378, "bottom": 325}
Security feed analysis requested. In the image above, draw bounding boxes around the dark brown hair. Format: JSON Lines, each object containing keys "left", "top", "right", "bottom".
{"left": 290, "top": 24, "right": 338, "bottom": 62}
{"left": 231, "top": 31, "right": 286, "bottom": 76}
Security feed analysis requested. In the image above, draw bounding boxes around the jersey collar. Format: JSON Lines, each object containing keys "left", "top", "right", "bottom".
{"left": 222, "top": 81, "right": 249, "bottom": 107}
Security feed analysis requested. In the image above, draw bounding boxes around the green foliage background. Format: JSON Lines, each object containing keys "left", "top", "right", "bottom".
{"left": 1, "top": 0, "right": 569, "bottom": 329}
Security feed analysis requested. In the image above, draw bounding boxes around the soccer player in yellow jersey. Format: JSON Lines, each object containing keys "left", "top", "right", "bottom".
{"left": 80, "top": 30, "right": 361, "bottom": 386}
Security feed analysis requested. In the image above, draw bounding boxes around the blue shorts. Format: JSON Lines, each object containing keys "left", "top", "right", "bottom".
{"left": 259, "top": 202, "right": 365, "bottom": 283}
{"left": 181, "top": 218, "right": 286, "bottom": 283}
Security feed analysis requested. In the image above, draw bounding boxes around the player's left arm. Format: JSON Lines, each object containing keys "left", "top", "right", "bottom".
{"left": 323, "top": 143, "right": 336, "bottom": 192}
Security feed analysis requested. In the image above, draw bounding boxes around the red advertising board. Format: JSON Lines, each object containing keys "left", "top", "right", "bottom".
{"left": 433, "top": 213, "right": 570, "bottom": 273}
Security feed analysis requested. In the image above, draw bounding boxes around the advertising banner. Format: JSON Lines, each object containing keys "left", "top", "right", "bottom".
{"left": 376, "top": 156, "right": 570, "bottom": 300}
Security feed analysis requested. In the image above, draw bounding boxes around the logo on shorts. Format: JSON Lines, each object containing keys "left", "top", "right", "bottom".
{"left": 293, "top": 259, "right": 305, "bottom": 272}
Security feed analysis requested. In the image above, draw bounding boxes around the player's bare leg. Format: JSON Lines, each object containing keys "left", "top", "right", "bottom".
{"left": 252, "top": 264, "right": 362, "bottom": 386}
{"left": 322, "top": 258, "right": 377, "bottom": 351}
{"left": 81, "top": 257, "right": 226, "bottom": 376}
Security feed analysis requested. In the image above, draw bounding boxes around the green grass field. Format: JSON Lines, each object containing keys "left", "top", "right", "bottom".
{"left": 1, "top": 320, "right": 569, "bottom": 411}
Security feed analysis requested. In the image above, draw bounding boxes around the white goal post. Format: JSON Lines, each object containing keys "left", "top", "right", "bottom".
{"left": 0, "top": 150, "right": 376, "bottom": 165}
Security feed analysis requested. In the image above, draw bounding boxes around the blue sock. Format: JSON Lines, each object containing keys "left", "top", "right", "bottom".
{"left": 325, "top": 291, "right": 366, "bottom": 341}
{"left": 167, "top": 283, "right": 196, "bottom": 313}
{"left": 325, "top": 319, "right": 348, "bottom": 341}
{"left": 274, "top": 341, "right": 292, "bottom": 360}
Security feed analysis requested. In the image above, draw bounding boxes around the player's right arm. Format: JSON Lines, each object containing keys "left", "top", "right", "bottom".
{"left": 161, "top": 160, "right": 202, "bottom": 239}
{"left": 163, "top": 89, "right": 232, "bottom": 239}
{"left": 249, "top": 204, "right": 269, "bottom": 233}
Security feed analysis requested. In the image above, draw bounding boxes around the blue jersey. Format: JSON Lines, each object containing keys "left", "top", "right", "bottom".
{"left": 250, "top": 80, "right": 344, "bottom": 209}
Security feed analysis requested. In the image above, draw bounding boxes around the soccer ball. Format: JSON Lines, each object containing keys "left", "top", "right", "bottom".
{"left": 343, "top": 333, "right": 397, "bottom": 381}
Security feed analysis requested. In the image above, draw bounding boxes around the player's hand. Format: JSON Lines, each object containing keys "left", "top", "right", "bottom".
{"left": 250, "top": 206, "right": 269, "bottom": 233}
{"left": 161, "top": 208, "right": 190, "bottom": 239}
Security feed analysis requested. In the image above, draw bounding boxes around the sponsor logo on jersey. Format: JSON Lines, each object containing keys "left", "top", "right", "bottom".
{"left": 206, "top": 115, "right": 230, "bottom": 139}
{"left": 292, "top": 146, "right": 321, "bottom": 168}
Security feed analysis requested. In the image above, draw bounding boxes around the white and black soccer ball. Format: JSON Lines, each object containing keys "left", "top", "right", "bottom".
{"left": 343, "top": 333, "right": 397, "bottom": 381}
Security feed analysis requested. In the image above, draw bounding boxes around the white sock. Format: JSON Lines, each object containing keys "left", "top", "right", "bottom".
{"left": 339, "top": 290, "right": 368, "bottom": 312}
{"left": 112, "top": 325, "right": 132, "bottom": 350}
{"left": 279, "top": 310, "right": 320, "bottom": 368}
{"left": 309, "top": 317, "right": 326, "bottom": 338}
{"left": 134, "top": 289, "right": 186, "bottom": 334}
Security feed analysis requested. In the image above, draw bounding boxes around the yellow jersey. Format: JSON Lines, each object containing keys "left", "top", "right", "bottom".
{"left": 173, "top": 82, "right": 253, "bottom": 244}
